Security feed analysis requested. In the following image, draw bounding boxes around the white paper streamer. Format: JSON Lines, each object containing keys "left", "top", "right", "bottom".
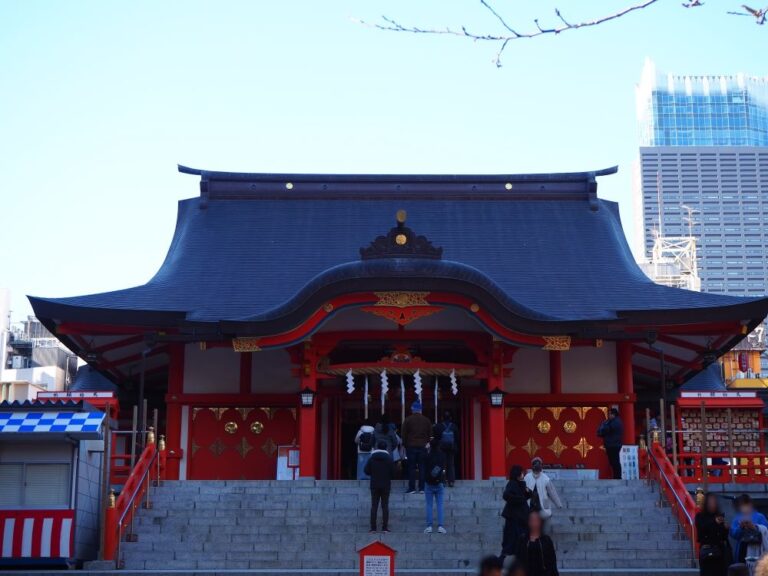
{"left": 413, "top": 369, "right": 423, "bottom": 402}
{"left": 400, "top": 375, "right": 406, "bottom": 424}
{"left": 434, "top": 377, "right": 439, "bottom": 420}
{"left": 450, "top": 369, "right": 458, "bottom": 396}
{"left": 364, "top": 376, "right": 369, "bottom": 420}
{"left": 346, "top": 369, "right": 355, "bottom": 394}
{"left": 380, "top": 369, "right": 389, "bottom": 414}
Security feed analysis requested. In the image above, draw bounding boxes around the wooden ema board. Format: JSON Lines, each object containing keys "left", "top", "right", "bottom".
{"left": 188, "top": 406, "right": 298, "bottom": 479}
{"left": 505, "top": 406, "right": 610, "bottom": 477}
{"left": 678, "top": 408, "right": 762, "bottom": 455}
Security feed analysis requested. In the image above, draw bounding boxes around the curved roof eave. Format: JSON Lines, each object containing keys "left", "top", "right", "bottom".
{"left": 177, "top": 164, "right": 619, "bottom": 183}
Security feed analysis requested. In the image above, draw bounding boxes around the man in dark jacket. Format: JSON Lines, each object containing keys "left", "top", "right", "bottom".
{"left": 401, "top": 401, "right": 432, "bottom": 494}
{"left": 597, "top": 408, "right": 624, "bottom": 479}
{"left": 364, "top": 441, "right": 395, "bottom": 532}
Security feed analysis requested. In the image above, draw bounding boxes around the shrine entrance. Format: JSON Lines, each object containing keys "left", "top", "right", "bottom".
{"left": 333, "top": 384, "right": 468, "bottom": 480}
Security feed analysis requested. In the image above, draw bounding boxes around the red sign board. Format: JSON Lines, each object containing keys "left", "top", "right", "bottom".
{"left": 358, "top": 540, "right": 396, "bottom": 576}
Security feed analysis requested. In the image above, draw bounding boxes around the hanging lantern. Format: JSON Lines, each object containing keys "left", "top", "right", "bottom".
{"left": 488, "top": 387, "right": 506, "bottom": 408}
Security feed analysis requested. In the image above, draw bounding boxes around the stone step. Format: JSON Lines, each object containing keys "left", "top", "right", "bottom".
{"left": 52, "top": 567, "right": 699, "bottom": 576}
{"left": 117, "top": 480, "right": 693, "bottom": 572}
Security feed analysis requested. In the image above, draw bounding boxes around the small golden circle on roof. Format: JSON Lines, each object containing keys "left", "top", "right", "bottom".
{"left": 323, "top": 303, "right": 334, "bottom": 313}
{"left": 395, "top": 233, "right": 407, "bottom": 245}
{"left": 505, "top": 183, "right": 513, "bottom": 190}
{"left": 470, "top": 303, "right": 480, "bottom": 313}
{"left": 396, "top": 209, "right": 407, "bottom": 223}
{"left": 285, "top": 182, "right": 294, "bottom": 190}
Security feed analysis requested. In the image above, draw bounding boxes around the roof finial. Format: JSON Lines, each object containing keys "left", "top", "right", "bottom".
{"left": 396, "top": 209, "right": 407, "bottom": 226}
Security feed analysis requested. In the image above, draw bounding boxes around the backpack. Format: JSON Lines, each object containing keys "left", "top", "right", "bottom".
{"left": 440, "top": 424, "right": 455, "bottom": 450}
{"left": 742, "top": 526, "right": 763, "bottom": 545}
{"left": 358, "top": 431, "right": 374, "bottom": 452}
{"left": 430, "top": 464, "right": 443, "bottom": 481}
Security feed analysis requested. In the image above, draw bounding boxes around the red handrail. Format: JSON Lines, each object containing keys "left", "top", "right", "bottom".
{"left": 103, "top": 435, "right": 166, "bottom": 562}
{"left": 647, "top": 441, "right": 698, "bottom": 560}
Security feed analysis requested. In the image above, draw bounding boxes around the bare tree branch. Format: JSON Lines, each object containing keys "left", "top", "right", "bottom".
{"left": 360, "top": 0, "right": 763, "bottom": 67}
{"left": 727, "top": 5, "right": 767, "bottom": 24}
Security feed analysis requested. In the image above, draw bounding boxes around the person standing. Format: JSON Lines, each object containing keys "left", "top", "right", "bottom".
{"left": 597, "top": 408, "right": 624, "bottom": 479}
{"left": 423, "top": 434, "right": 447, "bottom": 534}
{"left": 730, "top": 494, "right": 768, "bottom": 565}
{"left": 364, "top": 440, "right": 395, "bottom": 533}
{"left": 501, "top": 464, "right": 530, "bottom": 556}
{"left": 354, "top": 419, "right": 375, "bottom": 480}
{"left": 515, "top": 510, "right": 559, "bottom": 576}
{"left": 524, "top": 457, "right": 563, "bottom": 528}
{"left": 374, "top": 413, "right": 400, "bottom": 454}
{"left": 402, "top": 401, "right": 432, "bottom": 494}
{"left": 440, "top": 411, "right": 458, "bottom": 487}
{"left": 696, "top": 492, "right": 731, "bottom": 576}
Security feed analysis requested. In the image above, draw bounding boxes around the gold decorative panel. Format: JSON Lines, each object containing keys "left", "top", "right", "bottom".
{"left": 260, "top": 407, "right": 275, "bottom": 420}
{"left": 261, "top": 438, "right": 278, "bottom": 457}
{"left": 548, "top": 407, "right": 565, "bottom": 420}
{"left": 235, "top": 437, "right": 253, "bottom": 459}
{"left": 232, "top": 337, "right": 261, "bottom": 352}
{"left": 209, "top": 438, "right": 226, "bottom": 456}
{"left": 522, "top": 407, "right": 536, "bottom": 420}
{"left": 574, "top": 437, "right": 593, "bottom": 458}
{"left": 506, "top": 438, "right": 514, "bottom": 457}
{"left": 542, "top": 336, "right": 571, "bottom": 351}
{"left": 237, "top": 407, "right": 253, "bottom": 420}
{"left": 373, "top": 291, "right": 430, "bottom": 307}
{"left": 522, "top": 438, "right": 539, "bottom": 457}
{"left": 548, "top": 437, "right": 567, "bottom": 458}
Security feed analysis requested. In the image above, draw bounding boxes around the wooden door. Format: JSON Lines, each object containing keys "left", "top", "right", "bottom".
{"left": 188, "top": 406, "right": 297, "bottom": 480}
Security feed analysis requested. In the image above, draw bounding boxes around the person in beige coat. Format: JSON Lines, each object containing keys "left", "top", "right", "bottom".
{"left": 524, "top": 457, "right": 563, "bottom": 525}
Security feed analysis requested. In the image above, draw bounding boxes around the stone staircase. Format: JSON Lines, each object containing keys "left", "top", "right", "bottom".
{"left": 104, "top": 478, "right": 696, "bottom": 575}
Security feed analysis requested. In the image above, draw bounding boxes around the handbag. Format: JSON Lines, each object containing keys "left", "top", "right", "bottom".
{"left": 699, "top": 544, "right": 722, "bottom": 562}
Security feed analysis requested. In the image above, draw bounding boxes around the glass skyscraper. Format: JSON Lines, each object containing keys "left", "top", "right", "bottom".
{"left": 637, "top": 60, "right": 768, "bottom": 147}
{"left": 635, "top": 60, "right": 768, "bottom": 298}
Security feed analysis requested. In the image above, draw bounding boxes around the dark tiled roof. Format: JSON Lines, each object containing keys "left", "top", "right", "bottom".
{"left": 28, "top": 168, "right": 768, "bottom": 330}
{"left": 70, "top": 366, "right": 118, "bottom": 393}
{"left": 0, "top": 400, "right": 94, "bottom": 412}
{"left": 679, "top": 363, "right": 727, "bottom": 392}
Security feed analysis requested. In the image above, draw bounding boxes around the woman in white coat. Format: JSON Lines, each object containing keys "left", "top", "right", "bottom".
{"left": 524, "top": 457, "right": 563, "bottom": 526}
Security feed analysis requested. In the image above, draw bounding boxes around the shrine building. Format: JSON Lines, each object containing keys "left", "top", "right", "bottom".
{"left": 29, "top": 166, "right": 768, "bottom": 481}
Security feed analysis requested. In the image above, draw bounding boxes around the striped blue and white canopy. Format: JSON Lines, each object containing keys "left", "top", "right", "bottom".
{"left": 0, "top": 411, "right": 104, "bottom": 439}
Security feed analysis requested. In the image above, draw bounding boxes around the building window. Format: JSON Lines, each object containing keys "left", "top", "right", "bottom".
{"left": 0, "top": 463, "right": 71, "bottom": 509}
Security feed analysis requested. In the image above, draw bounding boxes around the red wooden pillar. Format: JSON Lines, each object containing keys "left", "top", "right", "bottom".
{"left": 164, "top": 343, "right": 184, "bottom": 480}
{"left": 485, "top": 341, "right": 507, "bottom": 478}
{"left": 617, "top": 341, "right": 636, "bottom": 445}
{"left": 299, "top": 342, "right": 319, "bottom": 478}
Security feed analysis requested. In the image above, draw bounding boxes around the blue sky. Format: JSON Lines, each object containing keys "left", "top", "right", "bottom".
{"left": 1, "top": 1, "right": 764, "bottom": 320}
